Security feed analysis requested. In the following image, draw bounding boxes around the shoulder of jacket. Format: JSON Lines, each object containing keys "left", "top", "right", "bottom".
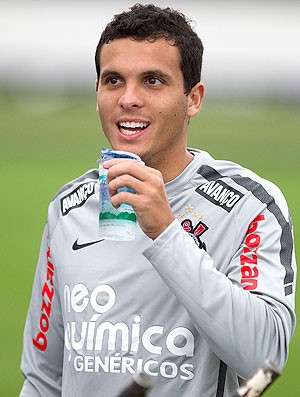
{"left": 46, "top": 169, "right": 98, "bottom": 230}
{"left": 197, "top": 158, "right": 289, "bottom": 218}
{"left": 51, "top": 169, "right": 98, "bottom": 202}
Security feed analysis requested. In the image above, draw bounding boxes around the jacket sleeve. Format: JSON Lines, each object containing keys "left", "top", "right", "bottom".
{"left": 142, "top": 206, "right": 296, "bottom": 379}
{"left": 20, "top": 224, "right": 64, "bottom": 396}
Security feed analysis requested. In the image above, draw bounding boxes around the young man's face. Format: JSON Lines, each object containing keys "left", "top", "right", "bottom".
{"left": 96, "top": 37, "right": 203, "bottom": 170}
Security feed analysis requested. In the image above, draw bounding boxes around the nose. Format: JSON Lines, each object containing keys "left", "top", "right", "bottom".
{"left": 118, "top": 84, "right": 144, "bottom": 109}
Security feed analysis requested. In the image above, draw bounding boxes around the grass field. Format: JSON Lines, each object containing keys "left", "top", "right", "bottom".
{"left": 1, "top": 92, "right": 299, "bottom": 395}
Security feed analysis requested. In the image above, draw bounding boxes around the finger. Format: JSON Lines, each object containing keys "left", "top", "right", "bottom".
{"left": 110, "top": 189, "right": 142, "bottom": 209}
{"left": 103, "top": 158, "right": 138, "bottom": 168}
{"left": 104, "top": 159, "right": 159, "bottom": 183}
{"left": 108, "top": 174, "right": 144, "bottom": 196}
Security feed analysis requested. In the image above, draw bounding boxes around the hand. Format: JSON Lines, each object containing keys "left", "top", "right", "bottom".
{"left": 103, "top": 159, "right": 175, "bottom": 240}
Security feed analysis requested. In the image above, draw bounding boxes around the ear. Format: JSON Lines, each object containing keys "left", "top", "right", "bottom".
{"left": 95, "top": 80, "right": 99, "bottom": 111}
{"left": 187, "top": 82, "right": 205, "bottom": 117}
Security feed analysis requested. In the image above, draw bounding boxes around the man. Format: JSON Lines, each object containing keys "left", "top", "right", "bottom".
{"left": 20, "top": 4, "right": 296, "bottom": 397}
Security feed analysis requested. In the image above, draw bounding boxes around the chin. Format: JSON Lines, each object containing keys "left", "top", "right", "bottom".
{"left": 113, "top": 143, "right": 143, "bottom": 157}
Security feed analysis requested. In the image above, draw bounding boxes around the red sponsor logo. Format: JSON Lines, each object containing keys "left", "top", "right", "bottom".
{"left": 32, "top": 247, "right": 55, "bottom": 351}
{"left": 240, "top": 215, "right": 265, "bottom": 291}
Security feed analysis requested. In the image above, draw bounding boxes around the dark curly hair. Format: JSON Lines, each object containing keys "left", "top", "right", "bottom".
{"left": 95, "top": 3, "right": 204, "bottom": 94}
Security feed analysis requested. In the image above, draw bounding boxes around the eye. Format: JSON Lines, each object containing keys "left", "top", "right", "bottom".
{"left": 108, "top": 77, "right": 122, "bottom": 85}
{"left": 146, "top": 77, "right": 162, "bottom": 86}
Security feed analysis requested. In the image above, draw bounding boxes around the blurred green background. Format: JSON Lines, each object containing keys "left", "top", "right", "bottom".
{"left": 0, "top": 91, "right": 298, "bottom": 395}
{"left": 1, "top": 0, "right": 300, "bottom": 395}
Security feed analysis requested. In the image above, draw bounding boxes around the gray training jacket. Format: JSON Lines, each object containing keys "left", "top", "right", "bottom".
{"left": 20, "top": 149, "right": 296, "bottom": 397}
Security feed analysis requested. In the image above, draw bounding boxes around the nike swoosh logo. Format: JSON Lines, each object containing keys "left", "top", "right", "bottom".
{"left": 72, "top": 238, "right": 104, "bottom": 251}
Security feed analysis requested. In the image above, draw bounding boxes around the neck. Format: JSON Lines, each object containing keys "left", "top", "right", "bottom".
{"left": 147, "top": 149, "right": 194, "bottom": 183}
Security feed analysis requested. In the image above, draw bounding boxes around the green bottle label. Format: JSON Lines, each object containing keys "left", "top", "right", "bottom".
{"left": 99, "top": 211, "right": 136, "bottom": 222}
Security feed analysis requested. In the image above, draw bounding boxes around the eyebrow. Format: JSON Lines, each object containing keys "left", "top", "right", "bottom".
{"left": 100, "top": 69, "right": 171, "bottom": 81}
{"left": 140, "top": 70, "right": 171, "bottom": 80}
{"left": 100, "top": 70, "right": 121, "bottom": 81}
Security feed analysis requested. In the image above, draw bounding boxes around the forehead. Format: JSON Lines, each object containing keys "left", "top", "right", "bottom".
{"left": 99, "top": 37, "right": 182, "bottom": 76}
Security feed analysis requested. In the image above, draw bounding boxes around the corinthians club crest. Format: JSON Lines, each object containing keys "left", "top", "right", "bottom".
{"left": 181, "top": 219, "right": 208, "bottom": 250}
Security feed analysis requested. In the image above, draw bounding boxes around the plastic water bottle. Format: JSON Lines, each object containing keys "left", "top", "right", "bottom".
{"left": 98, "top": 148, "right": 143, "bottom": 241}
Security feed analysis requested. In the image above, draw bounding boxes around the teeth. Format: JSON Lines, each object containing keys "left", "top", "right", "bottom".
{"left": 118, "top": 121, "right": 149, "bottom": 136}
{"left": 121, "top": 129, "right": 139, "bottom": 136}
{"left": 119, "top": 121, "right": 148, "bottom": 128}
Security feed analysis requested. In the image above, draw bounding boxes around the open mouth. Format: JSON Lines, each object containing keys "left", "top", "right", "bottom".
{"left": 118, "top": 121, "right": 149, "bottom": 136}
